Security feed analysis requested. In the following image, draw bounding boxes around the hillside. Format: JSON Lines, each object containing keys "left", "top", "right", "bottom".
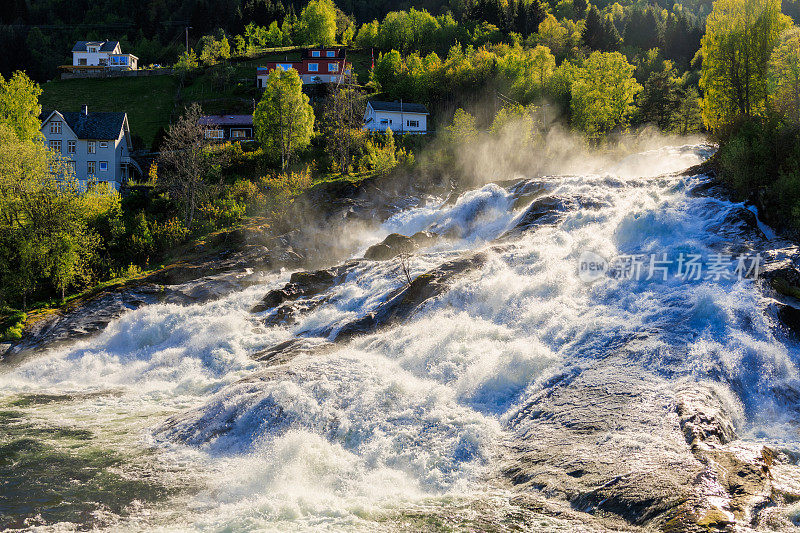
{"left": 39, "top": 75, "right": 180, "bottom": 150}
{"left": 38, "top": 49, "right": 372, "bottom": 149}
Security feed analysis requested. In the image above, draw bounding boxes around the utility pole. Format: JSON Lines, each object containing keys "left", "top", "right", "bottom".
{"left": 185, "top": 26, "right": 191, "bottom": 54}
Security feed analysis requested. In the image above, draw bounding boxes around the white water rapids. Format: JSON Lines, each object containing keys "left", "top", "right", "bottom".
{"left": 3, "top": 144, "right": 800, "bottom": 531}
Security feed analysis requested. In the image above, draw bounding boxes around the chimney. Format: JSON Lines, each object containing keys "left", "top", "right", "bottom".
{"left": 81, "top": 104, "right": 88, "bottom": 116}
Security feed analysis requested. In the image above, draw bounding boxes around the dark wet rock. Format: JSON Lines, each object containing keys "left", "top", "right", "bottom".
{"left": 505, "top": 196, "right": 574, "bottom": 235}
{"left": 771, "top": 303, "right": 800, "bottom": 339}
{"left": 506, "top": 179, "right": 551, "bottom": 209}
{"left": 332, "top": 252, "right": 487, "bottom": 341}
{"left": 251, "top": 338, "right": 333, "bottom": 365}
{"left": 364, "top": 231, "right": 437, "bottom": 261}
{"left": 686, "top": 179, "right": 731, "bottom": 199}
{"left": 1, "top": 285, "right": 164, "bottom": 364}
{"left": 504, "top": 359, "right": 701, "bottom": 526}
{"left": 251, "top": 264, "right": 354, "bottom": 314}
{"left": 705, "top": 206, "right": 765, "bottom": 241}
{"left": 676, "top": 387, "right": 738, "bottom": 447}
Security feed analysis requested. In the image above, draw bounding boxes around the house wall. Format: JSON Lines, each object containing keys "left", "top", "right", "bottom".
{"left": 41, "top": 115, "right": 127, "bottom": 186}
{"left": 364, "top": 107, "right": 428, "bottom": 134}
{"left": 72, "top": 46, "right": 137, "bottom": 70}
{"left": 258, "top": 59, "right": 346, "bottom": 86}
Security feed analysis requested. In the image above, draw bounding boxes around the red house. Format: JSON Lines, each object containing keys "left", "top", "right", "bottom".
{"left": 257, "top": 48, "right": 351, "bottom": 86}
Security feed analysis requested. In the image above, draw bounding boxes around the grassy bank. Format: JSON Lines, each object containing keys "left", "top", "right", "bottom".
{"left": 39, "top": 75, "right": 179, "bottom": 149}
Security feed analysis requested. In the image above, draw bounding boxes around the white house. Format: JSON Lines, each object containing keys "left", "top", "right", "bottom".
{"left": 40, "top": 105, "right": 141, "bottom": 188}
{"left": 364, "top": 101, "right": 429, "bottom": 134}
{"left": 70, "top": 40, "right": 138, "bottom": 71}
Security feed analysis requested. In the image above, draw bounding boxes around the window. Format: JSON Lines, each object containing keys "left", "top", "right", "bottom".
{"left": 68, "top": 140, "right": 76, "bottom": 153}
{"left": 50, "top": 121, "right": 61, "bottom": 134}
{"left": 100, "top": 141, "right": 108, "bottom": 148}
{"left": 277, "top": 63, "right": 294, "bottom": 72}
{"left": 308, "top": 63, "right": 318, "bottom": 72}
{"left": 231, "top": 129, "right": 250, "bottom": 139}
{"left": 79, "top": 58, "right": 87, "bottom": 65}
{"left": 89, "top": 47, "right": 97, "bottom": 53}
{"left": 99, "top": 161, "right": 108, "bottom": 172}
{"left": 87, "top": 161, "right": 95, "bottom": 175}
{"left": 88, "top": 141, "right": 96, "bottom": 154}
{"left": 311, "top": 50, "right": 320, "bottom": 57}
{"left": 380, "top": 119, "right": 389, "bottom": 125}
{"left": 326, "top": 51, "right": 335, "bottom": 57}
{"left": 205, "top": 129, "right": 224, "bottom": 139}
{"left": 50, "top": 140, "right": 62, "bottom": 152}
{"left": 66, "top": 161, "right": 76, "bottom": 174}
{"left": 328, "top": 63, "right": 339, "bottom": 72}
{"left": 406, "top": 120, "right": 419, "bottom": 128}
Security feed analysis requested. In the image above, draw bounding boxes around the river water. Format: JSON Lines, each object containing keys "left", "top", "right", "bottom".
{"left": 3, "top": 144, "right": 800, "bottom": 531}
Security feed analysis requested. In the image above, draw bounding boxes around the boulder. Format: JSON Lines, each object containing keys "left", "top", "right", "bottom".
{"left": 364, "top": 231, "right": 437, "bottom": 261}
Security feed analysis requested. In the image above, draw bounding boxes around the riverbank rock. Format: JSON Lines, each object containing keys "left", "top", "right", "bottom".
{"left": 363, "top": 231, "right": 437, "bottom": 261}
{"left": 333, "top": 252, "right": 487, "bottom": 341}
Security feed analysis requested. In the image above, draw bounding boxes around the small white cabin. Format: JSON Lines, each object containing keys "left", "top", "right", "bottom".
{"left": 364, "top": 101, "right": 429, "bottom": 134}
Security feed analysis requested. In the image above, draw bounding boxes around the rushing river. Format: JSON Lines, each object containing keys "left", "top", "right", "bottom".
{"left": 3, "top": 144, "right": 800, "bottom": 531}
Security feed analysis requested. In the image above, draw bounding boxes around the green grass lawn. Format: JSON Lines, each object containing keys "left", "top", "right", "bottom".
{"left": 40, "top": 75, "right": 179, "bottom": 150}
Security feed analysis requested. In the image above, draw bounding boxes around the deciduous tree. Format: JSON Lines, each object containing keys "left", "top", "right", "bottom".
{"left": 571, "top": 51, "right": 642, "bottom": 137}
{"left": 254, "top": 68, "right": 315, "bottom": 170}
{"left": 157, "top": 103, "right": 212, "bottom": 229}
{"left": 322, "top": 86, "right": 366, "bottom": 173}
{"left": 700, "top": 0, "right": 791, "bottom": 129}
{"left": 768, "top": 26, "right": 800, "bottom": 124}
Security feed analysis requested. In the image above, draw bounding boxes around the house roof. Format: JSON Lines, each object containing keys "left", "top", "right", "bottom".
{"left": 301, "top": 48, "right": 344, "bottom": 59}
{"left": 198, "top": 115, "right": 254, "bottom": 127}
{"left": 41, "top": 109, "right": 127, "bottom": 140}
{"left": 368, "top": 101, "right": 429, "bottom": 115}
{"left": 72, "top": 40, "right": 119, "bottom": 52}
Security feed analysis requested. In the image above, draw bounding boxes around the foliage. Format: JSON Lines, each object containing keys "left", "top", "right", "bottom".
{"left": 175, "top": 49, "right": 200, "bottom": 75}
{"left": 0, "top": 123, "right": 118, "bottom": 305}
{"left": 157, "top": 103, "right": 215, "bottom": 228}
{"left": 322, "top": 86, "right": 367, "bottom": 173}
{"left": 700, "top": 0, "right": 791, "bottom": 130}
{"left": 768, "top": 26, "right": 800, "bottom": 124}
{"left": 358, "top": 130, "right": 399, "bottom": 174}
{"left": 718, "top": 117, "right": 800, "bottom": 229}
{"left": 0, "top": 71, "right": 42, "bottom": 143}
{"left": 299, "top": 0, "right": 338, "bottom": 45}
{"left": 638, "top": 60, "right": 682, "bottom": 129}
{"left": 570, "top": 51, "right": 642, "bottom": 137}
{"left": 254, "top": 67, "right": 315, "bottom": 169}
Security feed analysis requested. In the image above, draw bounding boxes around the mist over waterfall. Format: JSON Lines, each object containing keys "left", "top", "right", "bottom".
{"left": 4, "top": 144, "right": 800, "bottom": 531}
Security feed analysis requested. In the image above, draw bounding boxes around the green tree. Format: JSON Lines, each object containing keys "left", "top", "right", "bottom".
{"left": 0, "top": 124, "right": 115, "bottom": 305}
{"left": 638, "top": 60, "right": 682, "bottom": 129}
{"left": 583, "top": 6, "right": 622, "bottom": 51}
{"left": 571, "top": 51, "right": 643, "bottom": 137}
{"left": 254, "top": 68, "right": 315, "bottom": 170}
{"left": 676, "top": 86, "right": 704, "bottom": 133}
{"left": 0, "top": 71, "right": 42, "bottom": 143}
{"left": 700, "top": 0, "right": 791, "bottom": 130}
{"left": 175, "top": 49, "right": 199, "bottom": 75}
{"left": 233, "top": 34, "right": 246, "bottom": 56}
{"left": 157, "top": 103, "right": 213, "bottom": 229}
{"left": 768, "top": 26, "right": 800, "bottom": 124}
{"left": 323, "top": 87, "right": 366, "bottom": 173}
{"left": 299, "top": 0, "right": 337, "bottom": 46}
